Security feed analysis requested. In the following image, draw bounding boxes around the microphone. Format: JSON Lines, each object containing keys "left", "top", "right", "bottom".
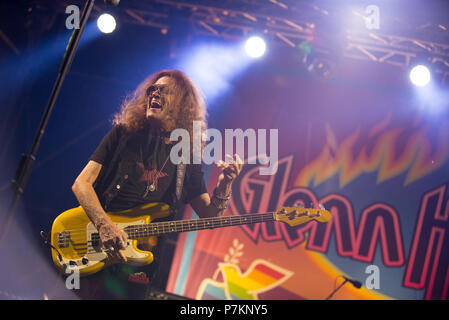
{"left": 343, "top": 276, "right": 362, "bottom": 289}
{"left": 104, "top": 0, "right": 120, "bottom": 6}
{"left": 325, "top": 275, "right": 362, "bottom": 299}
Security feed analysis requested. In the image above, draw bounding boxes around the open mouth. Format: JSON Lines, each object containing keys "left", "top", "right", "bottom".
{"left": 150, "top": 99, "right": 162, "bottom": 110}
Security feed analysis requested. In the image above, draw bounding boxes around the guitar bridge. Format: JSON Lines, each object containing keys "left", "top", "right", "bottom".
{"left": 57, "top": 231, "right": 70, "bottom": 248}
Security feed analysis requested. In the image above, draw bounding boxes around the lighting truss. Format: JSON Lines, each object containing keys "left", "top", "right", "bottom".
{"left": 50, "top": 0, "right": 449, "bottom": 82}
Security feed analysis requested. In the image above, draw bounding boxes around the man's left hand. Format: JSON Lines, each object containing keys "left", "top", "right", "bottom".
{"left": 217, "top": 154, "right": 243, "bottom": 183}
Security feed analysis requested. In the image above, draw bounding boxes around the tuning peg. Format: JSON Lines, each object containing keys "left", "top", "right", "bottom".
{"left": 319, "top": 204, "right": 326, "bottom": 210}
{"left": 295, "top": 203, "right": 304, "bottom": 209}
{"left": 309, "top": 211, "right": 320, "bottom": 218}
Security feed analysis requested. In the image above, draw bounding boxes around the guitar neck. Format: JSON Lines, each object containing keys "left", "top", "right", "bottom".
{"left": 124, "top": 212, "right": 276, "bottom": 238}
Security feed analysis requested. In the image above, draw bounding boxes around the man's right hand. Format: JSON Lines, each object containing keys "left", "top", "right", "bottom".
{"left": 72, "top": 160, "right": 129, "bottom": 263}
{"left": 98, "top": 221, "right": 128, "bottom": 262}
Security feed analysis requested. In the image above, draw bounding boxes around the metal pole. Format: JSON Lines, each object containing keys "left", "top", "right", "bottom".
{"left": 0, "top": 0, "right": 96, "bottom": 243}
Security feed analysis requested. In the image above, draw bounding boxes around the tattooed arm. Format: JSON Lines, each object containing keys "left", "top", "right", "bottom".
{"left": 190, "top": 154, "right": 242, "bottom": 218}
{"left": 72, "top": 160, "right": 128, "bottom": 261}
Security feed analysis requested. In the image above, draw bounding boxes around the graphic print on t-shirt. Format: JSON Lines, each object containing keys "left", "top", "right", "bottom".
{"left": 137, "top": 161, "right": 168, "bottom": 191}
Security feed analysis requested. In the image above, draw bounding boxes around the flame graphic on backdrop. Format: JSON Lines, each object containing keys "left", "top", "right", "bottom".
{"left": 296, "top": 117, "right": 449, "bottom": 188}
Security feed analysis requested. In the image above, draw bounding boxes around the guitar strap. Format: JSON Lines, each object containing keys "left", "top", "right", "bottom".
{"left": 175, "top": 160, "right": 186, "bottom": 201}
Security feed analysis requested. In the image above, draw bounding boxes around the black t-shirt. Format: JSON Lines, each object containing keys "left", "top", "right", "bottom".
{"left": 89, "top": 125, "right": 207, "bottom": 212}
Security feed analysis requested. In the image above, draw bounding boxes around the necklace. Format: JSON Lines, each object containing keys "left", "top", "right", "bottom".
{"left": 141, "top": 148, "right": 171, "bottom": 198}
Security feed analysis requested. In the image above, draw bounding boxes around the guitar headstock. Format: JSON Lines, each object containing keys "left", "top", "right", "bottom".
{"left": 275, "top": 204, "right": 331, "bottom": 226}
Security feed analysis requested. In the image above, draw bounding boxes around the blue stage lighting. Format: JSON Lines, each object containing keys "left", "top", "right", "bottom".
{"left": 97, "top": 13, "right": 116, "bottom": 34}
{"left": 245, "top": 36, "right": 266, "bottom": 58}
{"left": 409, "top": 65, "right": 431, "bottom": 87}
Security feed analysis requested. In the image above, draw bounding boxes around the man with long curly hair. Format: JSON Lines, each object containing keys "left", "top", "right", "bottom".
{"left": 71, "top": 69, "right": 242, "bottom": 299}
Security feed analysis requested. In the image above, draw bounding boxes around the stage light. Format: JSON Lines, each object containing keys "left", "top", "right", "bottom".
{"left": 179, "top": 42, "right": 251, "bottom": 103}
{"left": 245, "top": 36, "right": 266, "bottom": 58}
{"left": 97, "top": 13, "right": 116, "bottom": 34}
{"left": 409, "top": 65, "right": 431, "bottom": 87}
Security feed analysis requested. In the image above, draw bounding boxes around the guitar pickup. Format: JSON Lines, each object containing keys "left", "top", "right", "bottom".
{"left": 57, "top": 231, "right": 70, "bottom": 248}
{"left": 90, "top": 233, "right": 100, "bottom": 247}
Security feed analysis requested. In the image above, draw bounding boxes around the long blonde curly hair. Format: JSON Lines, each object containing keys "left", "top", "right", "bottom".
{"left": 113, "top": 69, "right": 208, "bottom": 153}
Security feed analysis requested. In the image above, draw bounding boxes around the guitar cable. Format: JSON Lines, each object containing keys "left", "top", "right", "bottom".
{"left": 40, "top": 230, "right": 63, "bottom": 262}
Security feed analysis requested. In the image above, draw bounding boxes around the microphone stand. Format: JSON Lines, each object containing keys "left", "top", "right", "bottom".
{"left": 0, "top": 0, "right": 96, "bottom": 243}
{"left": 325, "top": 278, "right": 349, "bottom": 300}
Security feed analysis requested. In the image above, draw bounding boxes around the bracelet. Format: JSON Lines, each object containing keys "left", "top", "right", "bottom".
{"left": 211, "top": 188, "right": 232, "bottom": 210}
{"left": 211, "top": 196, "right": 229, "bottom": 210}
{"left": 213, "top": 188, "right": 232, "bottom": 200}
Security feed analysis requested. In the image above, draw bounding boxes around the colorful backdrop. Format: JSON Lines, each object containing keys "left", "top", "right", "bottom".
{"left": 166, "top": 58, "right": 449, "bottom": 300}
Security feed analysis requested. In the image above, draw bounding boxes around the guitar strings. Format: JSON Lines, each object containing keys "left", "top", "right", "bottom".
{"left": 61, "top": 216, "right": 275, "bottom": 238}
{"left": 56, "top": 207, "right": 322, "bottom": 236}
{"left": 57, "top": 212, "right": 276, "bottom": 235}
{"left": 57, "top": 213, "right": 277, "bottom": 256}
{"left": 55, "top": 214, "right": 277, "bottom": 247}
{"left": 62, "top": 217, "right": 274, "bottom": 241}
{"left": 56, "top": 207, "right": 322, "bottom": 237}
{"left": 55, "top": 209, "right": 324, "bottom": 260}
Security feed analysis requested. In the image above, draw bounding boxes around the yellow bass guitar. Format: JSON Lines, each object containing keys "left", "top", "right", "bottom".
{"left": 50, "top": 202, "right": 331, "bottom": 276}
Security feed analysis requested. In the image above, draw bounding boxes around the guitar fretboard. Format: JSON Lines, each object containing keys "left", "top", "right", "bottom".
{"left": 124, "top": 212, "right": 275, "bottom": 238}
